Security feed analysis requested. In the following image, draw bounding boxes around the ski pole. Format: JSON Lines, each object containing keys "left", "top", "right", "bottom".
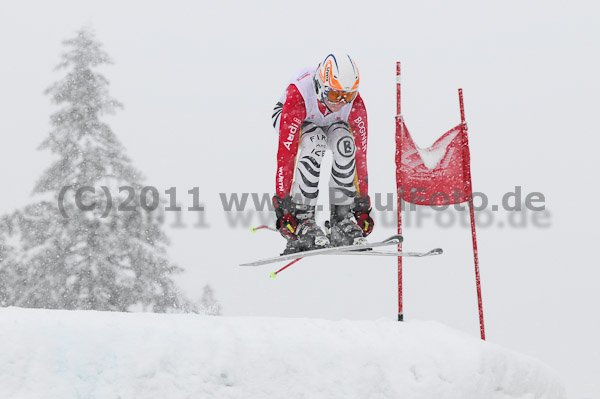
{"left": 251, "top": 225, "right": 277, "bottom": 233}
{"left": 270, "top": 257, "right": 303, "bottom": 278}
{"left": 251, "top": 226, "right": 305, "bottom": 277}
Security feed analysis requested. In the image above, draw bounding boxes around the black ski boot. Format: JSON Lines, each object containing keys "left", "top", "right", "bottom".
{"left": 329, "top": 204, "right": 368, "bottom": 247}
{"left": 282, "top": 204, "right": 330, "bottom": 254}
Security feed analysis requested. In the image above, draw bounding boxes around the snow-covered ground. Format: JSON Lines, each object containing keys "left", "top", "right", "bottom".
{"left": 0, "top": 307, "right": 564, "bottom": 399}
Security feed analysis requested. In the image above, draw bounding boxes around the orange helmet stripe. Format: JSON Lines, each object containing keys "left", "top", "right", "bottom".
{"left": 319, "top": 59, "right": 345, "bottom": 91}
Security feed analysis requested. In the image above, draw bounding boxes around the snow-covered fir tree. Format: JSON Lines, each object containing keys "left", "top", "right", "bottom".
{"left": 0, "top": 221, "right": 16, "bottom": 307}
{"left": 0, "top": 28, "right": 190, "bottom": 312}
{"left": 199, "top": 285, "right": 222, "bottom": 316}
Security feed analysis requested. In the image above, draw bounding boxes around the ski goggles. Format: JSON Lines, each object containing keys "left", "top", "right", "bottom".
{"left": 325, "top": 88, "right": 357, "bottom": 103}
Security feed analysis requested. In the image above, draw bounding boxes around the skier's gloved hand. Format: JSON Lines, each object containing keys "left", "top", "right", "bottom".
{"left": 272, "top": 195, "right": 298, "bottom": 240}
{"left": 277, "top": 214, "right": 298, "bottom": 240}
{"left": 354, "top": 196, "right": 374, "bottom": 237}
{"left": 356, "top": 212, "right": 374, "bottom": 236}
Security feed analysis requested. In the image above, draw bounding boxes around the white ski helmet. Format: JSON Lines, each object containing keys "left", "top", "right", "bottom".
{"left": 314, "top": 53, "right": 360, "bottom": 103}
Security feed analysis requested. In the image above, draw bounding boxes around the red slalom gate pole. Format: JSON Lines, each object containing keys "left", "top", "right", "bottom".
{"left": 395, "top": 62, "right": 404, "bottom": 322}
{"left": 459, "top": 89, "right": 486, "bottom": 340}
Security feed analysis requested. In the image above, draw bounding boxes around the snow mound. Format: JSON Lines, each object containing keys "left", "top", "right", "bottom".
{"left": 0, "top": 307, "right": 564, "bottom": 399}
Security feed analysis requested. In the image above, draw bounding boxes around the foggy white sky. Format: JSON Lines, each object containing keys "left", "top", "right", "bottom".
{"left": 1, "top": 1, "right": 598, "bottom": 397}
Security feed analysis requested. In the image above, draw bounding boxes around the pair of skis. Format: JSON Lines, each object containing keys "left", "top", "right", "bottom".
{"left": 240, "top": 225, "right": 443, "bottom": 277}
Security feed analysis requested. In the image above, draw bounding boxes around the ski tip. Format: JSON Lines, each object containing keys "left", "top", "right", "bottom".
{"left": 269, "top": 271, "right": 277, "bottom": 279}
{"left": 239, "top": 261, "right": 259, "bottom": 266}
{"left": 431, "top": 248, "right": 443, "bottom": 255}
{"left": 250, "top": 226, "right": 257, "bottom": 233}
{"left": 384, "top": 234, "right": 404, "bottom": 244}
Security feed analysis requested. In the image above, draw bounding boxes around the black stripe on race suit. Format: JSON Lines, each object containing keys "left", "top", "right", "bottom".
{"left": 299, "top": 170, "right": 319, "bottom": 188}
{"left": 327, "top": 121, "right": 350, "bottom": 132}
{"left": 272, "top": 102, "right": 283, "bottom": 116}
{"left": 299, "top": 160, "right": 321, "bottom": 178}
{"left": 300, "top": 187, "right": 319, "bottom": 199}
{"left": 302, "top": 155, "right": 321, "bottom": 169}
{"left": 332, "top": 187, "right": 356, "bottom": 198}
{"left": 331, "top": 174, "right": 355, "bottom": 188}
{"left": 302, "top": 125, "right": 319, "bottom": 135}
{"left": 272, "top": 114, "right": 281, "bottom": 128}
{"left": 334, "top": 159, "right": 355, "bottom": 170}
{"left": 331, "top": 166, "right": 355, "bottom": 179}
{"left": 272, "top": 102, "right": 283, "bottom": 128}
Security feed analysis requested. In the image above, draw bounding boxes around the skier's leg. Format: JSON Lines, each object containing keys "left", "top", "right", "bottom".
{"left": 290, "top": 123, "right": 327, "bottom": 206}
{"left": 326, "top": 122, "right": 365, "bottom": 246}
{"left": 286, "top": 123, "right": 329, "bottom": 252}
{"left": 327, "top": 122, "right": 357, "bottom": 206}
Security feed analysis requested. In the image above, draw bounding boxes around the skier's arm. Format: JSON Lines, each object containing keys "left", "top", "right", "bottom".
{"left": 348, "top": 94, "right": 369, "bottom": 198}
{"left": 273, "top": 84, "right": 306, "bottom": 238}
{"left": 274, "top": 84, "right": 306, "bottom": 198}
{"left": 348, "top": 94, "right": 374, "bottom": 236}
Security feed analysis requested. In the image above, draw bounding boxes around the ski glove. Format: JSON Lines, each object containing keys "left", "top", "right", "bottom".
{"left": 354, "top": 196, "right": 374, "bottom": 237}
{"left": 272, "top": 195, "right": 298, "bottom": 240}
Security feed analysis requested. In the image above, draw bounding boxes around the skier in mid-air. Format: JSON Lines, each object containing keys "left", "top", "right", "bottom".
{"left": 271, "top": 53, "right": 374, "bottom": 255}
